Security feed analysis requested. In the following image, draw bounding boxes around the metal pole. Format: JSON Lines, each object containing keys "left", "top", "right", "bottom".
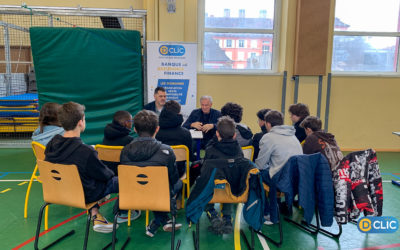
{"left": 4, "top": 26, "right": 12, "bottom": 96}
{"left": 294, "top": 75, "right": 299, "bottom": 104}
{"left": 317, "top": 75, "right": 323, "bottom": 118}
{"left": 281, "top": 71, "right": 287, "bottom": 115}
{"left": 142, "top": 14, "right": 148, "bottom": 107}
{"left": 324, "top": 73, "right": 332, "bottom": 131}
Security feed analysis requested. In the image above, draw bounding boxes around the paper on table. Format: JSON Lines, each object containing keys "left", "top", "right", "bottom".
{"left": 392, "top": 132, "right": 400, "bottom": 136}
{"left": 190, "top": 129, "right": 203, "bottom": 139}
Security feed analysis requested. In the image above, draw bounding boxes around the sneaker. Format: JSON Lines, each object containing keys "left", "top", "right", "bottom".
{"left": 263, "top": 215, "right": 274, "bottom": 225}
{"left": 162, "top": 220, "right": 183, "bottom": 232}
{"left": 93, "top": 213, "right": 117, "bottom": 233}
{"left": 221, "top": 216, "right": 233, "bottom": 234}
{"left": 116, "top": 210, "right": 141, "bottom": 223}
{"left": 146, "top": 220, "right": 161, "bottom": 237}
{"left": 206, "top": 209, "right": 223, "bottom": 228}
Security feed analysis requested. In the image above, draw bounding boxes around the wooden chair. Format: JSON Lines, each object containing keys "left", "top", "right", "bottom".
{"left": 171, "top": 145, "right": 190, "bottom": 208}
{"left": 242, "top": 145, "right": 255, "bottom": 161}
{"left": 111, "top": 165, "right": 180, "bottom": 250}
{"left": 34, "top": 160, "right": 101, "bottom": 250}
{"left": 193, "top": 168, "right": 259, "bottom": 250}
{"left": 94, "top": 144, "right": 123, "bottom": 162}
{"left": 25, "top": 142, "right": 50, "bottom": 230}
{"left": 95, "top": 144, "right": 152, "bottom": 227}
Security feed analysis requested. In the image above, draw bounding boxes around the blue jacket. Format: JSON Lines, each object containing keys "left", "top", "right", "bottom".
{"left": 271, "top": 153, "right": 334, "bottom": 227}
{"left": 183, "top": 108, "right": 221, "bottom": 145}
{"left": 32, "top": 125, "right": 65, "bottom": 146}
{"left": 186, "top": 158, "right": 265, "bottom": 231}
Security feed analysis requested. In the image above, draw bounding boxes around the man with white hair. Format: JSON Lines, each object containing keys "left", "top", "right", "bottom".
{"left": 183, "top": 95, "right": 221, "bottom": 148}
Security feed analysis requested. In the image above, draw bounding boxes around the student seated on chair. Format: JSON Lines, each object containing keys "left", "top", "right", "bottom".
{"left": 101, "top": 110, "right": 135, "bottom": 176}
{"left": 156, "top": 100, "right": 195, "bottom": 177}
{"left": 301, "top": 116, "right": 343, "bottom": 170}
{"left": 120, "top": 110, "right": 183, "bottom": 237}
{"left": 204, "top": 116, "right": 244, "bottom": 234}
{"left": 255, "top": 110, "right": 302, "bottom": 224}
{"left": 288, "top": 103, "right": 310, "bottom": 143}
{"left": 252, "top": 108, "right": 271, "bottom": 161}
{"left": 32, "top": 102, "right": 65, "bottom": 146}
{"left": 221, "top": 102, "right": 253, "bottom": 147}
{"left": 44, "top": 101, "right": 134, "bottom": 233}
{"left": 102, "top": 110, "right": 134, "bottom": 147}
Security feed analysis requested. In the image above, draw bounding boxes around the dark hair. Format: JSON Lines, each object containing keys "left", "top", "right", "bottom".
{"left": 217, "top": 116, "right": 236, "bottom": 139}
{"left": 154, "top": 86, "right": 166, "bottom": 94}
{"left": 164, "top": 100, "right": 181, "bottom": 114}
{"left": 39, "top": 102, "right": 61, "bottom": 133}
{"left": 221, "top": 102, "right": 243, "bottom": 123}
{"left": 58, "top": 102, "right": 85, "bottom": 131}
{"left": 256, "top": 108, "right": 271, "bottom": 121}
{"left": 300, "top": 116, "right": 322, "bottom": 132}
{"left": 133, "top": 110, "right": 158, "bottom": 137}
{"left": 264, "top": 110, "right": 284, "bottom": 127}
{"left": 288, "top": 103, "right": 310, "bottom": 119}
{"left": 113, "top": 111, "right": 132, "bottom": 126}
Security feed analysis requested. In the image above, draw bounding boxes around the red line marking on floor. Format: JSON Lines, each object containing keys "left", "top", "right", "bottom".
{"left": 353, "top": 243, "right": 400, "bottom": 250}
{"left": 12, "top": 197, "right": 117, "bottom": 250}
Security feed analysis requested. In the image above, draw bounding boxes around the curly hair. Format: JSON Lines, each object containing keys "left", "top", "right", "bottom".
{"left": 288, "top": 103, "right": 310, "bottom": 119}
{"left": 300, "top": 116, "right": 322, "bottom": 132}
{"left": 221, "top": 102, "right": 243, "bottom": 123}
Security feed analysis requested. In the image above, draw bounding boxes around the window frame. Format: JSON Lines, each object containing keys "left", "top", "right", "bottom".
{"left": 332, "top": 6, "right": 400, "bottom": 75}
{"left": 198, "top": 0, "right": 281, "bottom": 74}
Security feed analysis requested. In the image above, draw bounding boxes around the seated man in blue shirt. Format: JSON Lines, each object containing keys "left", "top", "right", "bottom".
{"left": 143, "top": 86, "right": 167, "bottom": 116}
{"left": 183, "top": 95, "right": 221, "bottom": 149}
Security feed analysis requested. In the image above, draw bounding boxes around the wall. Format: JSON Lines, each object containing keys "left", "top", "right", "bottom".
{"left": 2, "top": 0, "right": 400, "bottom": 150}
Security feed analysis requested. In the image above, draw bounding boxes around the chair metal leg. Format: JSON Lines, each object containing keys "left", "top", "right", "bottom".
{"left": 121, "top": 237, "right": 130, "bottom": 250}
{"left": 285, "top": 206, "right": 319, "bottom": 235}
{"left": 171, "top": 215, "right": 176, "bottom": 250}
{"left": 192, "top": 222, "right": 200, "bottom": 250}
{"left": 34, "top": 203, "right": 49, "bottom": 250}
{"left": 181, "top": 185, "right": 186, "bottom": 209}
{"left": 240, "top": 228, "right": 255, "bottom": 250}
{"left": 44, "top": 206, "right": 49, "bottom": 231}
{"left": 24, "top": 164, "right": 38, "bottom": 218}
{"left": 83, "top": 209, "right": 92, "bottom": 250}
{"left": 256, "top": 205, "right": 283, "bottom": 247}
{"left": 35, "top": 203, "right": 74, "bottom": 250}
{"left": 302, "top": 209, "right": 342, "bottom": 239}
{"left": 112, "top": 212, "right": 119, "bottom": 250}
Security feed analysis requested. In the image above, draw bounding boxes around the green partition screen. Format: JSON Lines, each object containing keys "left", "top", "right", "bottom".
{"left": 30, "top": 27, "right": 143, "bottom": 144}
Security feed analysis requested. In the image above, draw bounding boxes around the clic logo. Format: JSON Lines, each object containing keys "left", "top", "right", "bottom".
{"left": 159, "top": 45, "right": 185, "bottom": 56}
{"left": 358, "top": 216, "right": 398, "bottom": 233}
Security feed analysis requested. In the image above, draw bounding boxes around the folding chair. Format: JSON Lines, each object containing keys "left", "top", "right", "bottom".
{"left": 193, "top": 168, "right": 259, "bottom": 250}
{"left": 111, "top": 165, "right": 181, "bottom": 250}
{"left": 25, "top": 142, "right": 50, "bottom": 230}
{"left": 171, "top": 145, "right": 190, "bottom": 208}
{"left": 241, "top": 146, "right": 255, "bottom": 161}
{"left": 34, "top": 160, "right": 102, "bottom": 250}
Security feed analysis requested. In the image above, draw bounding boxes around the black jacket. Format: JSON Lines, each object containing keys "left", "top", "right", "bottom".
{"left": 102, "top": 120, "right": 133, "bottom": 146}
{"left": 294, "top": 119, "right": 307, "bottom": 143}
{"left": 45, "top": 134, "right": 115, "bottom": 203}
{"left": 120, "top": 137, "right": 179, "bottom": 186}
{"left": 252, "top": 125, "right": 267, "bottom": 161}
{"left": 236, "top": 124, "right": 253, "bottom": 147}
{"left": 204, "top": 138, "right": 244, "bottom": 160}
{"left": 156, "top": 109, "right": 194, "bottom": 161}
{"left": 143, "top": 101, "right": 156, "bottom": 112}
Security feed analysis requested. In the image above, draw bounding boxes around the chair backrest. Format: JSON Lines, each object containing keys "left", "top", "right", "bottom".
{"left": 118, "top": 165, "right": 171, "bottom": 212}
{"left": 171, "top": 145, "right": 189, "bottom": 162}
{"left": 32, "top": 141, "right": 45, "bottom": 160}
{"left": 241, "top": 146, "right": 254, "bottom": 161}
{"left": 37, "top": 159, "right": 87, "bottom": 209}
{"left": 209, "top": 168, "right": 259, "bottom": 204}
{"left": 95, "top": 145, "right": 123, "bottom": 162}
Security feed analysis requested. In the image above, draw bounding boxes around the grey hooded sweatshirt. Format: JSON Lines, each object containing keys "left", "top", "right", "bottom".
{"left": 255, "top": 125, "right": 303, "bottom": 177}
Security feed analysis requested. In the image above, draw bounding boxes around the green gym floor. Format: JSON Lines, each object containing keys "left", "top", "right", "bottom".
{"left": 1, "top": 149, "right": 400, "bottom": 250}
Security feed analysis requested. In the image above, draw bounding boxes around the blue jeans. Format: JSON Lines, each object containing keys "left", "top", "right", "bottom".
{"left": 153, "top": 180, "right": 183, "bottom": 225}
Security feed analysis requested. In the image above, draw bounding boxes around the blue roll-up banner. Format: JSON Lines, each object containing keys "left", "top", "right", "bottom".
{"left": 147, "top": 41, "right": 197, "bottom": 120}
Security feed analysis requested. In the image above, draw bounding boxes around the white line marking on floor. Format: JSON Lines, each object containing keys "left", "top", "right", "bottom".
{"left": 0, "top": 179, "right": 32, "bottom": 182}
{"left": 257, "top": 233, "right": 270, "bottom": 250}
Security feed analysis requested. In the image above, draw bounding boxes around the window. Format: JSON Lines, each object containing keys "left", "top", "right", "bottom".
{"left": 200, "top": 0, "right": 279, "bottom": 72}
{"left": 332, "top": 0, "right": 400, "bottom": 73}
